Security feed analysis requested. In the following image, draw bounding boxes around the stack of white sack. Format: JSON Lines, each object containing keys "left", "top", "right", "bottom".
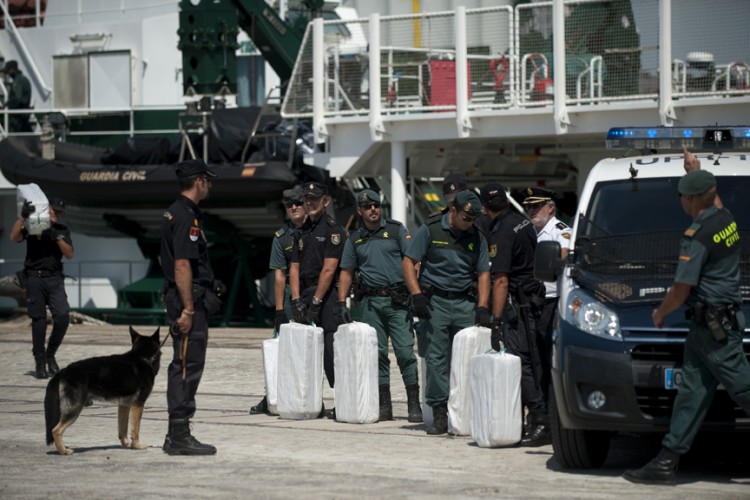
{"left": 17, "top": 183, "right": 50, "bottom": 235}
{"left": 448, "top": 326, "right": 491, "bottom": 435}
{"left": 334, "top": 321, "right": 379, "bottom": 423}
{"left": 469, "top": 350, "right": 522, "bottom": 448}
{"left": 276, "top": 323, "right": 324, "bottom": 420}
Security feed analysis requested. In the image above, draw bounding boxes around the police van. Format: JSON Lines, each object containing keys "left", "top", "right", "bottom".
{"left": 536, "top": 126, "right": 750, "bottom": 469}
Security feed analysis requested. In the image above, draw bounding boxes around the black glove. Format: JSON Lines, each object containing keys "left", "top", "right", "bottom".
{"left": 291, "top": 298, "right": 307, "bottom": 323}
{"left": 212, "top": 279, "right": 227, "bottom": 298}
{"left": 475, "top": 306, "right": 492, "bottom": 328}
{"left": 49, "top": 226, "right": 66, "bottom": 241}
{"left": 308, "top": 300, "right": 322, "bottom": 325}
{"left": 336, "top": 301, "right": 352, "bottom": 324}
{"left": 411, "top": 293, "right": 431, "bottom": 320}
{"left": 21, "top": 200, "right": 34, "bottom": 219}
{"left": 491, "top": 319, "right": 504, "bottom": 352}
{"left": 274, "top": 310, "right": 289, "bottom": 331}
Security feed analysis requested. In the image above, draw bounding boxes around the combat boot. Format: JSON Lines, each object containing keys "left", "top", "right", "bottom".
{"left": 46, "top": 349, "right": 60, "bottom": 376}
{"left": 379, "top": 384, "right": 393, "bottom": 421}
{"left": 405, "top": 384, "right": 423, "bottom": 423}
{"left": 249, "top": 396, "right": 269, "bottom": 415}
{"left": 162, "top": 419, "right": 217, "bottom": 456}
{"left": 520, "top": 411, "right": 551, "bottom": 447}
{"left": 623, "top": 448, "right": 680, "bottom": 486}
{"left": 426, "top": 404, "right": 448, "bottom": 435}
{"left": 33, "top": 354, "right": 48, "bottom": 379}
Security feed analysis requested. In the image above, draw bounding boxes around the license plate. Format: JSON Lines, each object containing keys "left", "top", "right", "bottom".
{"left": 664, "top": 368, "right": 683, "bottom": 390}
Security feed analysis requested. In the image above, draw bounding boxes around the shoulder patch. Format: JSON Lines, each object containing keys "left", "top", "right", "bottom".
{"left": 684, "top": 222, "right": 701, "bottom": 238}
{"left": 275, "top": 227, "right": 287, "bottom": 238}
{"left": 489, "top": 244, "right": 497, "bottom": 258}
{"left": 331, "top": 233, "right": 341, "bottom": 245}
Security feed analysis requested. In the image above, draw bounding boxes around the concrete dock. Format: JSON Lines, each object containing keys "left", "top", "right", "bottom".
{"left": 0, "top": 316, "right": 747, "bottom": 498}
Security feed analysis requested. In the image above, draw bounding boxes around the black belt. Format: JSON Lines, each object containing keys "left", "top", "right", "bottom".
{"left": 300, "top": 277, "right": 319, "bottom": 290}
{"left": 25, "top": 269, "right": 61, "bottom": 278}
{"left": 362, "top": 285, "right": 406, "bottom": 297}
{"left": 431, "top": 287, "right": 471, "bottom": 299}
{"left": 685, "top": 303, "right": 740, "bottom": 321}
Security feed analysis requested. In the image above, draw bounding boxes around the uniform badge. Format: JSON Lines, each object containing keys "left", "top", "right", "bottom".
{"left": 527, "top": 187, "right": 533, "bottom": 195}
{"left": 463, "top": 202, "right": 472, "bottom": 212}
{"left": 309, "top": 183, "right": 315, "bottom": 190}
{"left": 298, "top": 239, "right": 304, "bottom": 251}
{"left": 360, "top": 192, "right": 368, "bottom": 203}
{"left": 562, "top": 232, "right": 571, "bottom": 239}
{"left": 489, "top": 244, "right": 497, "bottom": 258}
{"left": 383, "top": 231, "right": 389, "bottom": 238}
{"left": 189, "top": 226, "right": 200, "bottom": 242}
{"left": 331, "top": 233, "right": 341, "bottom": 245}
{"left": 468, "top": 242, "right": 474, "bottom": 251}
{"left": 450, "top": 183, "right": 456, "bottom": 191}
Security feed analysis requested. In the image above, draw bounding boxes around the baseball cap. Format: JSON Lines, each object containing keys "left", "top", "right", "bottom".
{"left": 4, "top": 60, "right": 18, "bottom": 72}
{"left": 282, "top": 186, "right": 304, "bottom": 205}
{"left": 678, "top": 170, "right": 716, "bottom": 196}
{"left": 454, "top": 190, "right": 482, "bottom": 218}
{"left": 48, "top": 197, "right": 65, "bottom": 213}
{"left": 175, "top": 159, "right": 216, "bottom": 179}
{"left": 357, "top": 189, "right": 380, "bottom": 205}
{"left": 479, "top": 182, "right": 508, "bottom": 205}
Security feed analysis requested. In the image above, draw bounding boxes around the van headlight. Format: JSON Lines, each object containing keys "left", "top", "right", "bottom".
{"left": 563, "top": 289, "right": 621, "bottom": 339}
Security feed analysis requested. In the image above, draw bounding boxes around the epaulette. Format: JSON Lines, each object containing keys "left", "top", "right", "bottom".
{"left": 326, "top": 216, "right": 339, "bottom": 227}
{"left": 683, "top": 222, "right": 701, "bottom": 238}
{"left": 555, "top": 221, "right": 569, "bottom": 230}
{"left": 274, "top": 227, "right": 287, "bottom": 238}
{"left": 385, "top": 218, "right": 403, "bottom": 227}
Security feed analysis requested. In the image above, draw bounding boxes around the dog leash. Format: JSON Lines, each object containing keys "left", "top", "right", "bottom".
{"left": 168, "top": 321, "right": 189, "bottom": 382}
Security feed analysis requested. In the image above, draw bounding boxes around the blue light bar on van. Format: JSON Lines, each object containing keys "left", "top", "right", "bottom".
{"left": 606, "top": 126, "right": 750, "bottom": 150}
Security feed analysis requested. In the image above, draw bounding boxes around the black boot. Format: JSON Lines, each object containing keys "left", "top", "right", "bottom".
{"left": 162, "top": 419, "right": 217, "bottom": 456}
{"left": 46, "top": 350, "right": 60, "bottom": 376}
{"left": 405, "top": 384, "right": 423, "bottom": 423}
{"left": 249, "top": 396, "right": 269, "bottom": 415}
{"left": 520, "top": 424, "right": 551, "bottom": 447}
{"left": 33, "top": 354, "right": 48, "bottom": 379}
{"left": 623, "top": 448, "right": 680, "bottom": 486}
{"left": 379, "top": 384, "right": 393, "bottom": 421}
{"left": 521, "top": 412, "right": 551, "bottom": 447}
{"left": 426, "top": 404, "right": 448, "bottom": 435}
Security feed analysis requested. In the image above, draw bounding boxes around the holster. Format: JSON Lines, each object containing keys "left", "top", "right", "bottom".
{"left": 517, "top": 279, "right": 546, "bottom": 309}
{"left": 686, "top": 302, "right": 738, "bottom": 341}
{"left": 14, "top": 270, "right": 27, "bottom": 290}
{"left": 390, "top": 284, "right": 410, "bottom": 307}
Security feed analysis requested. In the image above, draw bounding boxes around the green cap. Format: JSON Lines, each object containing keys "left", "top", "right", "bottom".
{"left": 282, "top": 185, "right": 304, "bottom": 204}
{"left": 678, "top": 170, "right": 716, "bottom": 196}
{"left": 357, "top": 189, "right": 380, "bottom": 205}
{"left": 454, "top": 190, "right": 482, "bottom": 218}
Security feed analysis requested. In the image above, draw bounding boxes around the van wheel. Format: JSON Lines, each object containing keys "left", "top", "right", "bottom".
{"left": 549, "top": 386, "right": 611, "bottom": 469}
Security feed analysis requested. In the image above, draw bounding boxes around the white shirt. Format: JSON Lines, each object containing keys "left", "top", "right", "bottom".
{"left": 536, "top": 216, "right": 571, "bottom": 298}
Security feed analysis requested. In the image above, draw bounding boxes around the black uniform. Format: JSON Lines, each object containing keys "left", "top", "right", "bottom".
{"left": 291, "top": 213, "right": 346, "bottom": 388}
{"left": 160, "top": 195, "right": 215, "bottom": 420}
{"left": 488, "top": 207, "right": 547, "bottom": 422}
{"left": 21, "top": 224, "right": 72, "bottom": 358}
{"left": 6, "top": 69, "right": 32, "bottom": 132}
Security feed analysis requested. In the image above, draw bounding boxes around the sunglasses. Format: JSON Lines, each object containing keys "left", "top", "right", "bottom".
{"left": 285, "top": 201, "right": 304, "bottom": 208}
{"left": 361, "top": 203, "right": 380, "bottom": 210}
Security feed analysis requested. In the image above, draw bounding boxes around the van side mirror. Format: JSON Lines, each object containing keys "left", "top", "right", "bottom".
{"left": 535, "top": 240, "right": 564, "bottom": 282}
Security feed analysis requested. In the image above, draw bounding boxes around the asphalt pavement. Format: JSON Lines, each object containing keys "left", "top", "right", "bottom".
{"left": 0, "top": 315, "right": 748, "bottom": 499}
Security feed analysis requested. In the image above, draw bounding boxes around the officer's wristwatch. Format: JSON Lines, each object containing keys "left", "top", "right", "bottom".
{"left": 311, "top": 296, "right": 322, "bottom": 306}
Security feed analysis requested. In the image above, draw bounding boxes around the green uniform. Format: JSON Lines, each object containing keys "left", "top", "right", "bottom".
{"left": 405, "top": 213, "right": 489, "bottom": 406}
{"left": 341, "top": 218, "right": 416, "bottom": 386}
{"left": 663, "top": 205, "right": 750, "bottom": 454}
{"left": 269, "top": 223, "right": 296, "bottom": 337}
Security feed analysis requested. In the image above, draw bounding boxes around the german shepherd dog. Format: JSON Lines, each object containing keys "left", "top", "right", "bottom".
{"left": 44, "top": 326, "right": 161, "bottom": 455}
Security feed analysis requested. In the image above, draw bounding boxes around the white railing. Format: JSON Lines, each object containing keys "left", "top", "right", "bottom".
{"left": 282, "top": 0, "right": 750, "bottom": 127}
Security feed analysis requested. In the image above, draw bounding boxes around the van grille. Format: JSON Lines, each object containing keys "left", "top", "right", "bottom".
{"left": 631, "top": 342, "right": 750, "bottom": 421}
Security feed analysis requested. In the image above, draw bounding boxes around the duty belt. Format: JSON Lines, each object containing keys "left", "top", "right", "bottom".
{"left": 361, "top": 284, "right": 407, "bottom": 297}
{"left": 300, "top": 277, "right": 319, "bottom": 290}
{"left": 430, "top": 287, "right": 472, "bottom": 299}
{"left": 25, "top": 269, "right": 61, "bottom": 278}
{"left": 685, "top": 303, "right": 739, "bottom": 321}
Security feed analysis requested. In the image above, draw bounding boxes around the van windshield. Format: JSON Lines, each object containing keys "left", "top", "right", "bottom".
{"left": 574, "top": 176, "right": 750, "bottom": 304}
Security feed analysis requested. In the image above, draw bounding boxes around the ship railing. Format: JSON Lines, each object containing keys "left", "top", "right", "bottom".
{"left": 282, "top": 0, "right": 750, "bottom": 130}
